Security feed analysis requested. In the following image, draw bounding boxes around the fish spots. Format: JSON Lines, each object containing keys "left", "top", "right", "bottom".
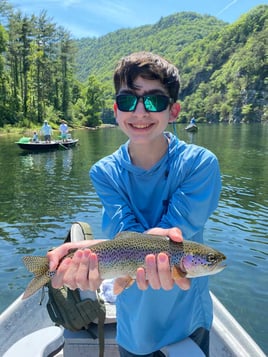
{"left": 48, "top": 271, "right": 56, "bottom": 278}
{"left": 22, "top": 232, "right": 226, "bottom": 299}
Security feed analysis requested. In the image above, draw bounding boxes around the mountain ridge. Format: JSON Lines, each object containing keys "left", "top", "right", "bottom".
{"left": 74, "top": 5, "right": 267, "bottom": 122}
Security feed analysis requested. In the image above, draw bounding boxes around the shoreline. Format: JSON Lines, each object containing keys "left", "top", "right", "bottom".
{"left": 0, "top": 124, "right": 117, "bottom": 137}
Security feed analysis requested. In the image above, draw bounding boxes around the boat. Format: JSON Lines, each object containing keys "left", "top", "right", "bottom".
{"left": 15, "top": 137, "right": 79, "bottom": 151}
{"left": 0, "top": 290, "right": 265, "bottom": 357}
{"left": 185, "top": 123, "right": 198, "bottom": 132}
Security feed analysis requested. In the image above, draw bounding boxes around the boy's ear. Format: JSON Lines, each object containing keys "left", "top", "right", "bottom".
{"left": 169, "top": 102, "right": 181, "bottom": 122}
{"left": 113, "top": 102, "right": 118, "bottom": 117}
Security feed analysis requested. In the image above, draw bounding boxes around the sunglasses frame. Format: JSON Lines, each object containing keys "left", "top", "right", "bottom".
{"left": 116, "top": 94, "right": 173, "bottom": 112}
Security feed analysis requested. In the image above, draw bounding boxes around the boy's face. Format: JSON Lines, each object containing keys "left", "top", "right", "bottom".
{"left": 114, "top": 76, "right": 180, "bottom": 145}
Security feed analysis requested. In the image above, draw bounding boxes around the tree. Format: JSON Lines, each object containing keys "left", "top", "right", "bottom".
{"left": 83, "top": 75, "right": 105, "bottom": 127}
{"left": 57, "top": 27, "right": 75, "bottom": 120}
{"left": 3, "top": 8, "right": 76, "bottom": 126}
{"left": 0, "top": 24, "right": 9, "bottom": 126}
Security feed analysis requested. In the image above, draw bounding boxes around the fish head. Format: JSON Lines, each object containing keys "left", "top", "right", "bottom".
{"left": 181, "top": 250, "right": 226, "bottom": 278}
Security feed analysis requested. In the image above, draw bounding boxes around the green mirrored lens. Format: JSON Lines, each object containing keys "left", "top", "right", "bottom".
{"left": 144, "top": 96, "right": 164, "bottom": 112}
{"left": 117, "top": 95, "right": 137, "bottom": 111}
{"left": 116, "top": 94, "right": 170, "bottom": 112}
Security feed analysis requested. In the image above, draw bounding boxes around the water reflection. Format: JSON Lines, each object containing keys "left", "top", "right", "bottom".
{"left": 20, "top": 149, "right": 73, "bottom": 176}
{"left": 62, "top": 150, "right": 73, "bottom": 175}
{"left": 186, "top": 131, "right": 197, "bottom": 144}
{"left": 20, "top": 154, "right": 34, "bottom": 170}
{"left": 0, "top": 125, "right": 267, "bottom": 353}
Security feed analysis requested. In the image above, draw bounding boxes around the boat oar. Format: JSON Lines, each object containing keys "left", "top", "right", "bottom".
{"left": 58, "top": 142, "right": 68, "bottom": 150}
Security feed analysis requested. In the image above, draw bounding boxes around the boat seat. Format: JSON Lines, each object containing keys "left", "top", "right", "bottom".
{"left": 3, "top": 326, "right": 64, "bottom": 357}
{"left": 162, "top": 337, "right": 205, "bottom": 356}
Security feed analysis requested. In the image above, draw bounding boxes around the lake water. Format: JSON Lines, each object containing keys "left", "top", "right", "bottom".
{"left": 0, "top": 124, "right": 267, "bottom": 353}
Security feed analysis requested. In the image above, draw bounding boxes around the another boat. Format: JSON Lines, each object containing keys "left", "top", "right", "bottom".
{"left": 185, "top": 123, "right": 198, "bottom": 132}
{"left": 0, "top": 290, "right": 265, "bottom": 357}
{"left": 15, "top": 137, "right": 79, "bottom": 151}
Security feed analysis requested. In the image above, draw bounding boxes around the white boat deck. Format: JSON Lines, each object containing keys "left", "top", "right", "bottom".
{"left": 0, "top": 291, "right": 266, "bottom": 357}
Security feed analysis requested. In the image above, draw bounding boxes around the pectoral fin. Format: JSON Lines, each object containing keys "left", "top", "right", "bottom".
{"left": 171, "top": 266, "right": 187, "bottom": 279}
{"left": 113, "top": 276, "right": 135, "bottom": 295}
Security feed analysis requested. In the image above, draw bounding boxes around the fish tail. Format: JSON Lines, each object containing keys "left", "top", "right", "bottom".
{"left": 22, "top": 275, "right": 50, "bottom": 299}
{"left": 23, "top": 256, "right": 49, "bottom": 275}
{"left": 22, "top": 256, "right": 50, "bottom": 299}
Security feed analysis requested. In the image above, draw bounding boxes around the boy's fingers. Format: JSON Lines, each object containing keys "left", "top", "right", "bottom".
{"left": 51, "top": 257, "right": 72, "bottom": 288}
{"left": 145, "top": 254, "right": 161, "bottom": 290}
{"left": 75, "top": 250, "right": 91, "bottom": 290}
{"left": 175, "top": 277, "right": 191, "bottom": 291}
{"left": 88, "top": 252, "right": 102, "bottom": 291}
{"left": 136, "top": 267, "right": 149, "bottom": 290}
{"left": 47, "top": 243, "right": 72, "bottom": 271}
{"left": 157, "top": 253, "right": 173, "bottom": 290}
{"left": 166, "top": 227, "right": 183, "bottom": 242}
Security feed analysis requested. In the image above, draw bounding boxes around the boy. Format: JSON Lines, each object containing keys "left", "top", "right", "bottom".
{"left": 48, "top": 52, "right": 221, "bottom": 356}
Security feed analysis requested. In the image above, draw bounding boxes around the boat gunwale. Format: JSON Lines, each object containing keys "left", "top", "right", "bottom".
{"left": 0, "top": 291, "right": 266, "bottom": 357}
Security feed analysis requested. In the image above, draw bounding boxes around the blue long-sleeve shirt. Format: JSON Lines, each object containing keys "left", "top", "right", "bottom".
{"left": 90, "top": 132, "right": 221, "bottom": 354}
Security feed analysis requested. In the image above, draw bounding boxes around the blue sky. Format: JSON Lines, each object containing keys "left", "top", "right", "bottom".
{"left": 8, "top": 0, "right": 267, "bottom": 38}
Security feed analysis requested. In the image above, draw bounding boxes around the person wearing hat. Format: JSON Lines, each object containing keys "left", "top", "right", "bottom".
{"left": 41, "top": 120, "right": 53, "bottom": 142}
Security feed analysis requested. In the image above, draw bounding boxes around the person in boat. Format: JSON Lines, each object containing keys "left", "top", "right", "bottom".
{"left": 47, "top": 52, "right": 221, "bottom": 357}
{"left": 190, "top": 117, "right": 196, "bottom": 125}
{"left": 59, "top": 120, "right": 69, "bottom": 142}
{"left": 41, "top": 120, "right": 52, "bottom": 142}
{"left": 31, "top": 131, "right": 39, "bottom": 142}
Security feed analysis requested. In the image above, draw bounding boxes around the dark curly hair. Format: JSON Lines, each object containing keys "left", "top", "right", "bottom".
{"left": 113, "top": 52, "right": 180, "bottom": 102}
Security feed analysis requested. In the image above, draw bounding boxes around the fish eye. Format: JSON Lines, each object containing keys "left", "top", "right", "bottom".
{"left": 207, "top": 253, "right": 217, "bottom": 263}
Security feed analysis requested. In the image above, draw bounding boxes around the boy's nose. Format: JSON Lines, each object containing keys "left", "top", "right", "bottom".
{"left": 134, "top": 98, "right": 147, "bottom": 113}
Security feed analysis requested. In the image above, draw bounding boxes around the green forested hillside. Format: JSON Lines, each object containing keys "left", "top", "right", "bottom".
{"left": 0, "top": 3, "right": 266, "bottom": 129}
{"left": 176, "top": 7, "right": 267, "bottom": 122}
{"left": 75, "top": 12, "right": 226, "bottom": 84}
{"left": 75, "top": 5, "right": 267, "bottom": 123}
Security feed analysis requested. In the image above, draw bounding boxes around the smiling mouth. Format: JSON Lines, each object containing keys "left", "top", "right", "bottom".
{"left": 130, "top": 123, "right": 153, "bottom": 129}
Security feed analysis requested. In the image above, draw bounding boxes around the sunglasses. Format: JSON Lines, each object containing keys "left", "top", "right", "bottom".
{"left": 116, "top": 94, "right": 172, "bottom": 112}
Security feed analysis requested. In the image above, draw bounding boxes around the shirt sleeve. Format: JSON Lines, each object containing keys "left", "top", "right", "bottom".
{"left": 159, "top": 149, "right": 221, "bottom": 240}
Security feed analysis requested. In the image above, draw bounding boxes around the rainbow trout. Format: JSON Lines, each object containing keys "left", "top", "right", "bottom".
{"left": 22, "top": 231, "right": 226, "bottom": 299}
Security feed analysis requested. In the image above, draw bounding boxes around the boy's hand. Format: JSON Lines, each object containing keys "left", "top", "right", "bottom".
{"left": 47, "top": 241, "right": 102, "bottom": 291}
{"left": 136, "top": 227, "right": 191, "bottom": 291}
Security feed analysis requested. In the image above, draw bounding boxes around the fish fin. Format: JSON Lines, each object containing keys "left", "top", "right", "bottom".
{"left": 22, "top": 256, "right": 50, "bottom": 300}
{"left": 22, "top": 274, "right": 50, "bottom": 299}
{"left": 114, "top": 231, "right": 143, "bottom": 240}
{"left": 23, "top": 256, "right": 49, "bottom": 276}
{"left": 114, "top": 231, "right": 168, "bottom": 241}
{"left": 113, "top": 276, "right": 135, "bottom": 295}
{"left": 171, "top": 266, "right": 187, "bottom": 279}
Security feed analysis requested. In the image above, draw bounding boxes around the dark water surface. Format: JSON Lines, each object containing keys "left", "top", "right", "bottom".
{"left": 0, "top": 124, "right": 267, "bottom": 353}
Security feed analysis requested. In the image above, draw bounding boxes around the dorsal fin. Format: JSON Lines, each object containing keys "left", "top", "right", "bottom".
{"left": 114, "top": 231, "right": 144, "bottom": 240}
{"left": 114, "top": 231, "right": 168, "bottom": 241}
